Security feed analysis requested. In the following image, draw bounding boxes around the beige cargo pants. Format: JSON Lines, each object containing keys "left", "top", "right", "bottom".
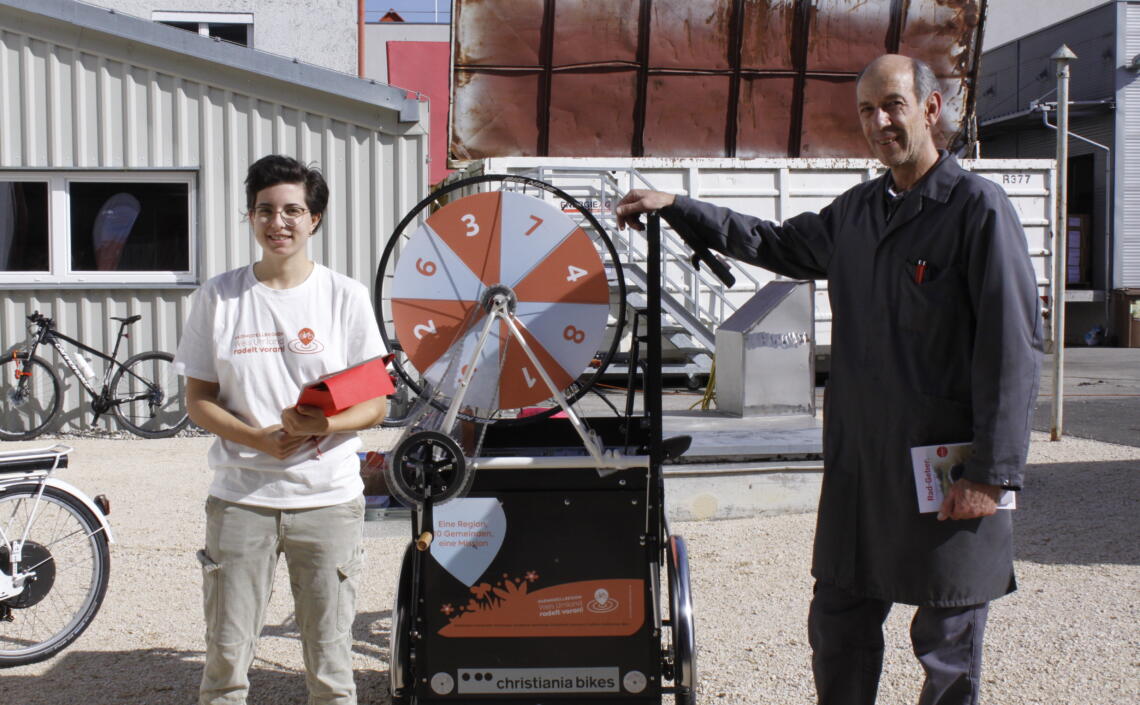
{"left": 197, "top": 494, "right": 365, "bottom": 705}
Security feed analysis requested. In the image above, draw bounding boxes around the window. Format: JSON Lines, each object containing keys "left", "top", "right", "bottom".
{"left": 0, "top": 172, "right": 196, "bottom": 288}
{"left": 153, "top": 11, "right": 253, "bottom": 47}
{"left": 0, "top": 182, "right": 48, "bottom": 271}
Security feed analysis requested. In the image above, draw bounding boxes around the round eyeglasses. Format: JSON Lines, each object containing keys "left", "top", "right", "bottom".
{"left": 251, "top": 205, "right": 310, "bottom": 226}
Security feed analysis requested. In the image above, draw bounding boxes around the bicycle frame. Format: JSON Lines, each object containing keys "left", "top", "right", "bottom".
{"left": 18, "top": 316, "right": 162, "bottom": 425}
{"left": 25, "top": 326, "right": 126, "bottom": 399}
{"left": 0, "top": 445, "right": 114, "bottom": 602}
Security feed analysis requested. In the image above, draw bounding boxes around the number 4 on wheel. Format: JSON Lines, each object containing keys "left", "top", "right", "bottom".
{"left": 296, "top": 354, "right": 396, "bottom": 416}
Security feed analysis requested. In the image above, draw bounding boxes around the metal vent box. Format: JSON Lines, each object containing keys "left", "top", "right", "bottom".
{"left": 715, "top": 280, "right": 815, "bottom": 417}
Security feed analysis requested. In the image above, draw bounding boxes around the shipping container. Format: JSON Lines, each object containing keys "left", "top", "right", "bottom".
{"left": 450, "top": 0, "right": 988, "bottom": 161}
{"left": 441, "top": 156, "right": 1056, "bottom": 361}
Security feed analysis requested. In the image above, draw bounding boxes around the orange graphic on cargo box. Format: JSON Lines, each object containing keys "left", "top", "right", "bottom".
{"left": 439, "top": 578, "right": 644, "bottom": 638}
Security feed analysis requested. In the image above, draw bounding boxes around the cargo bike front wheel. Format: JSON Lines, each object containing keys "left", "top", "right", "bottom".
{"left": 665, "top": 534, "right": 696, "bottom": 705}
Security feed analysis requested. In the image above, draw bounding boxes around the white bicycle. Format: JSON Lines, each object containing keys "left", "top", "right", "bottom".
{"left": 0, "top": 445, "right": 113, "bottom": 666}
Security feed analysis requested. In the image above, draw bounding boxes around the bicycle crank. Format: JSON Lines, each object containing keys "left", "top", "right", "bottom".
{"left": 385, "top": 430, "right": 472, "bottom": 507}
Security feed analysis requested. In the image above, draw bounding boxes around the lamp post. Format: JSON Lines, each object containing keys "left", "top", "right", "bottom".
{"left": 1050, "top": 44, "right": 1077, "bottom": 441}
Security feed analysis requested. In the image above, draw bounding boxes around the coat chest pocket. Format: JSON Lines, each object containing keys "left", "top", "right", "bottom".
{"left": 896, "top": 263, "right": 973, "bottom": 400}
{"left": 898, "top": 263, "right": 967, "bottom": 334}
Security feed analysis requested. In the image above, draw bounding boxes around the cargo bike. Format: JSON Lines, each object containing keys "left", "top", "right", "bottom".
{"left": 373, "top": 176, "right": 731, "bottom": 704}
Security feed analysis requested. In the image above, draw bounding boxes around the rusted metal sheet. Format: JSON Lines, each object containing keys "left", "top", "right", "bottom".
{"left": 450, "top": 0, "right": 987, "bottom": 161}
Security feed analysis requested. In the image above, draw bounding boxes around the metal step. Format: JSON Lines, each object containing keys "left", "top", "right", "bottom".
{"left": 625, "top": 275, "right": 716, "bottom": 351}
{"left": 534, "top": 170, "right": 724, "bottom": 372}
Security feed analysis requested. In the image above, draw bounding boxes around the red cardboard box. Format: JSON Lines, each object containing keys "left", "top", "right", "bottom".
{"left": 296, "top": 355, "right": 395, "bottom": 416}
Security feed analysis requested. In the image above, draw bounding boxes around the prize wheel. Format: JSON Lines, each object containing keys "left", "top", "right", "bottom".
{"left": 375, "top": 175, "right": 626, "bottom": 425}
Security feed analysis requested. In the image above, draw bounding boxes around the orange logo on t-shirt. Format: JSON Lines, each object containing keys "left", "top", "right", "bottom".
{"left": 288, "top": 327, "right": 325, "bottom": 354}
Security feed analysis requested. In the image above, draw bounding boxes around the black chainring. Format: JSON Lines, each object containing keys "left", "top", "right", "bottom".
{"left": 0, "top": 540, "right": 56, "bottom": 608}
{"left": 385, "top": 430, "right": 472, "bottom": 506}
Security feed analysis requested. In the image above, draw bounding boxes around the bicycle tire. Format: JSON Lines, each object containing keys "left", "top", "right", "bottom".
{"left": 666, "top": 534, "right": 697, "bottom": 705}
{"left": 109, "top": 351, "right": 189, "bottom": 439}
{"left": 0, "top": 484, "right": 111, "bottom": 667}
{"left": 388, "top": 542, "right": 415, "bottom": 702}
{"left": 0, "top": 355, "right": 61, "bottom": 441}
{"left": 374, "top": 173, "right": 627, "bottom": 426}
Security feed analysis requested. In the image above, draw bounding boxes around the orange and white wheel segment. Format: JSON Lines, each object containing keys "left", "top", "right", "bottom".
{"left": 390, "top": 190, "right": 610, "bottom": 411}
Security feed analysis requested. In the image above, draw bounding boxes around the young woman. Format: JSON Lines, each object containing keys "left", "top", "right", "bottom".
{"left": 174, "top": 155, "right": 386, "bottom": 705}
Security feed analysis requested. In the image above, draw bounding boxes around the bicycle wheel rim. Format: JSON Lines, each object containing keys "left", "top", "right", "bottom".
{"left": 0, "top": 485, "right": 110, "bottom": 666}
{"left": 374, "top": 174, "right": 627, "bottom": 426}
{"left": 110, "top": 351, "right": 189, "bottom": 438}
{"left": 0, "top": 356, "right": 61, "bottom": 441}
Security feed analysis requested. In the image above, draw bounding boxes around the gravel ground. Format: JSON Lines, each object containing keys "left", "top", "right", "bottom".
{"left": 1, "top": 430, "right": 1137, "bottom": 704}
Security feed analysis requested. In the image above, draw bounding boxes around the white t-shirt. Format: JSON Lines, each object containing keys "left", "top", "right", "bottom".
{"left": 174, "top": 263, "right": 386, "bottom": 509}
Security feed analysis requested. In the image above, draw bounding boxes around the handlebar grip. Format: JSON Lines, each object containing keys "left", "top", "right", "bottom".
{"left": 689, "top": 252, "right": 736, "bottom": 288}
{"left": 661, "top": 213, "right": 737, "bottom": 287}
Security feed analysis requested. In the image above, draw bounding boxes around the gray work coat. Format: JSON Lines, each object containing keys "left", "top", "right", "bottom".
{"left": 663, "top": 154, "right": 1044, "bottom": 606}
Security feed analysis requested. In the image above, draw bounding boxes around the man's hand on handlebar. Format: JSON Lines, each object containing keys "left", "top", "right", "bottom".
{"left": 615, "top": 189, "right": 676, "bottom": 231}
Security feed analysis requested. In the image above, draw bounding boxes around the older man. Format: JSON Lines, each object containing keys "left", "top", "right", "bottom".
{"left": 616, "top": 55, "right": 1043, "bottom": 705}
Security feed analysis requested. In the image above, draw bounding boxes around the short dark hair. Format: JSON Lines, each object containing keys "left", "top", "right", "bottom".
{"left": 857, "top": 55, "right": 941, "bottom": 103}
{"left": 244, "top": 154, "right": 329, "bottom": 232}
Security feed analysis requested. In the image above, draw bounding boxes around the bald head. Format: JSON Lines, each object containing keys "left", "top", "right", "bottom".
{"left": 855, "top": 54, "right": 943, "bottom": 188}
{"left": 857, "top": 55, "right": 940, "bottom": 105}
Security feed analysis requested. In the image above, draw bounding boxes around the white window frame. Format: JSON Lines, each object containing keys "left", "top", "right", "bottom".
{"left": 152, "top": 11, "right": 254, "bottom": 46}
{"left": 0, "top": 170, "right": 198, "bottom": 289}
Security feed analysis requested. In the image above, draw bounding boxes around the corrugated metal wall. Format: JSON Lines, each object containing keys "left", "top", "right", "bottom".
{"left": 978, "top": 2, "right": 1123, "bottom": 295}
{"left": 0, "top": 13, "right": 428, "bottom": 433}
{"left": 1121, "top": 1, "right": 1140, "bottom": 286}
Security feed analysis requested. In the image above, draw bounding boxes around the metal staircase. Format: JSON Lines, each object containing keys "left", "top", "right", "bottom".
{"left": 514, "top": 165, "right": 766, "bottom": 382}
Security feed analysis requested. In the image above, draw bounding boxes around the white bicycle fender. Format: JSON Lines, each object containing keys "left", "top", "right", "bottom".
{"left": 37, "top": 478, "right": 115, "bottom": 544}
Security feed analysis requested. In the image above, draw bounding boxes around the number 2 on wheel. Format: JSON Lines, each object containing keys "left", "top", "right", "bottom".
{"left": 413, "top": 320, "right": 437, "bottom": 340}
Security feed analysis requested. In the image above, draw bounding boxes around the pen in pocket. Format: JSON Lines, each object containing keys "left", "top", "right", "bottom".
{"left": 914, "top": 259, "right": 927, "bottom": 284}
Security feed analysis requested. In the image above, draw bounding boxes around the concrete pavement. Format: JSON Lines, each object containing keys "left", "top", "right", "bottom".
{"left": 1033, "top": 347, "right": 1140, "bottom": 447}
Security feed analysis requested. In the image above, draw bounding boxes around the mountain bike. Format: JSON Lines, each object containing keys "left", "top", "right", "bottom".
{"left": 0, "top": 311, "right": 190, "bottom": 440}
{"left": 0, "top": 444, "right": 112, "bottom": 667}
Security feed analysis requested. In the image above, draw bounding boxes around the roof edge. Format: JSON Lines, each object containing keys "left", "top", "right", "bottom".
{"left": 982, "top": 0, "right": 1119, "bottom": 54}
{"left": 0, "top": 0, "right": 421, "bottom": 122}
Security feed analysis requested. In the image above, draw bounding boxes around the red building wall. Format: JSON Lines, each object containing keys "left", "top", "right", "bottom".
{"left": 387, "top": 41, "right": 452, "bottom": 186}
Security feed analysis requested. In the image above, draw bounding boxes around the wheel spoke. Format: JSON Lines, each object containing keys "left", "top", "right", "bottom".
{"left": 0, "top": 357, "right": 60, "bottom": 440}
{"left": 111, "top": 352, "right": 189, "bottom": 438}
{"left": 420, "top": 320, "right": 504, "bottom": 411}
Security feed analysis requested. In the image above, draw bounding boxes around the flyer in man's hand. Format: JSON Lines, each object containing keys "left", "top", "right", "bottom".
{"left": 910, "top": 442, "right": 1016, "bottom": 513}
{"left": 296, "top": 354, "right": 395, "bottom": 416}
